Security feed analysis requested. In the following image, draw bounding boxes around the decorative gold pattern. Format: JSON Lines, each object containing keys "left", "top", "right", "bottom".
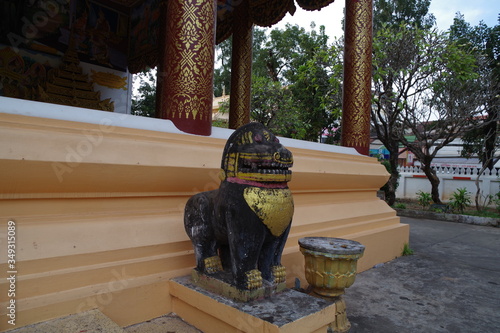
{"left": 228, "top": 0, "right": 252, "bottom": 129}
{"left": 90, "top": 70, "right": 128, "bottom": 90}
{"left": 329, "top": 297, "right": 351, "bottom": 333}
{"left": 221, "top": 151, "right": 293, "bottom": 182}
{"left": 272, "top": 265, "right": 287, "bottom": 284}
{"left": 219, "top": 127, "right": 293, "bottom": 182}
{"left": 341, "top": 0, "right": 373, "bottom": 155}
{"left": 164, "top": 0, "right": 216, "bottom": 135}
{"left": 203, "top": 255, "right": 223, "bottom": 274}
{"left": 300, "top": 248, "right": 364, "bottom": 297}
{"left": 244, "top": 187, "right": 294, "bottom": 237}
{"left": 245, "top": 268, "right": 263, "bottom": 289}
{"left": 38, "top": 45, "right": 114, "bottom": 112}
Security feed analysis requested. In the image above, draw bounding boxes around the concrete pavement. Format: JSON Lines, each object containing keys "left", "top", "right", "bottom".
{"left": 344, "top": 216, "right": 500, "bottom": 332}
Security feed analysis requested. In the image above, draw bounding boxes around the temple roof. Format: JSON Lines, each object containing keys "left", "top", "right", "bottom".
{"left": 215, "top": 0, "right": 336, "bottom": 44}
{"left": 0, "top": 0, "right": 336, "bottom": 74}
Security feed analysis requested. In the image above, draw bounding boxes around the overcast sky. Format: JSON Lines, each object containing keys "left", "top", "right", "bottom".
{"left": 273, "top": 0, "right": 500, "bottom": 40}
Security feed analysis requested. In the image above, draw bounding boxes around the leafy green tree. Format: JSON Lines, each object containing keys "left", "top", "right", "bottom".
{"left": 449, "top": 14, "right": 500, "bottom": 210}
{"left": 371, "top": 0, "right": 435, "bottom": 205}
{"left": 214, "top": 23, "right": 343, "bottom": 142}
{"left": 372, "top": 22, "right": 489, "bottom": 204}
{"left": 396, "top": 29, "right": 489, "bottom": 204}
{"left": 371, "top": 23, "right": 418, "bottom": 205}
{"left": 450, "top": 15, "right": 499, "bottom": 171}
{"left": 131, "top": 69, "right": 156, "bottom": 117}
{"left": 249, "top": 76, "right": 306, "bottom": 138}
{"left": 373, "top": 0, "right": 435, "bottom": 31}
{"left": 288, "top": 41, "right": 343, "bottom": 142}
{"left": 213, "top": 35, "right": 232, "bottom": 97}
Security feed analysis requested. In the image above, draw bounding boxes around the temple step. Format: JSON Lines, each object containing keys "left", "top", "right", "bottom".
{"left": 169, "top": 275, "right": 337, "bottom": 333}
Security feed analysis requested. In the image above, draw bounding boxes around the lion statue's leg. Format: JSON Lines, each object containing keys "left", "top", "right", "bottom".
{"left": 184, "top": 190, "right": 222, "bottom": 274}
{"left": 225, "top": 214, "right": 266, "bottom": 289}
{"left": 259, "top": 225, "right": 290, "bottom": 284}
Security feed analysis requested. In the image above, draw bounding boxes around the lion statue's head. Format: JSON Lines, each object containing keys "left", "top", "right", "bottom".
{"left": 219, "top": 123, "right": 293, "bottom": 185}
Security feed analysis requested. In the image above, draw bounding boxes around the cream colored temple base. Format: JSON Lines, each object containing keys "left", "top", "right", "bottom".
{"left": 0, "top": 98, "right": 408, "bottom": 331}
{"left": 169, "top": 276, "right": 336, "bottom": 333}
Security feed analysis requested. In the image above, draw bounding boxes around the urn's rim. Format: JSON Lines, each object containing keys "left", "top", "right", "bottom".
{"left": 298, "top": 237, "right": 365, "bottom": 255}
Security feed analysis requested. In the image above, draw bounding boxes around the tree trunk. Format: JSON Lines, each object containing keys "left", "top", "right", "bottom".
{"left": 385, "top": 145, "right": 400, "bottom": 206}
{"left": 421, "top": 164, "right": 442, "bottom": 204}
{"left": 385, "top": 172, "right": 398, "bottom": 206}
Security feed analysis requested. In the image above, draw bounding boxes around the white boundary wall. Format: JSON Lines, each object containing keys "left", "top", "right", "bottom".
{"left": 396, "top": 166, "right": 500, "bottom": 202}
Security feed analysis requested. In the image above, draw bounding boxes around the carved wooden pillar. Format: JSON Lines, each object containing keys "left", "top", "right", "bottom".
{"left": 156, "top": 0, "right": 168, "bottom": 120}
{"left": 228, "top": 0, "right": 252, "bottom": 129}
{"left": 157, "top": 0, "right": 216, "bottom": 135}
{"left": 341, "top": 0, "right": 373, "bottom": 155}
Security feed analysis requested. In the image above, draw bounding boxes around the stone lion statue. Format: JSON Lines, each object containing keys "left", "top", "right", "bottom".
{"left": 184, "top": 122, "right": 294, "bottom": 290}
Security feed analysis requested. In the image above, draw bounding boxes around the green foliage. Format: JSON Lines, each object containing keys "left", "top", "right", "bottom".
{"left": 449, "top": 188, "right": 472, "bottom": 214}
{"left": 249, "top": 76, "right": 306, "bottom": 138}
{"left": 394, "top": 203, "right": 406, "bottom": 209}
{"left": 372, "top": 20, "right": 492, "bottom": 204}
{"left": 401, "top": 243, "right": 414, "bottom": 256}
{"left": 131, "top": 69, "right": 156, "bottom": 117}
{"left": 373, "top": 0, "right": 435, "bottom": 32}
{"left": 213, "top": 24, "right": 343, "bottom": 142}
{"left": 494, "top": 191, "right": 500, "bottom": 212}
{"left": 416, "top": 191, "right": 432, "bottom": 209}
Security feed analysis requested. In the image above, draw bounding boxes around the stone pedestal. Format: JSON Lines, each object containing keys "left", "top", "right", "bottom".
{"left": 170, "top": 276, "right": 337, "bottom": 333}
{"left": 299, "top": 237, "right": 365, "bottom": 333}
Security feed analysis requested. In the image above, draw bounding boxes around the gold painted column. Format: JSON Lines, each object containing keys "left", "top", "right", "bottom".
{"left": 158, "top": 0, "right": 216, "bottom": 135}
{"left": 341, "top": 0, "right": 373, "bottom": 155}
{"left": 228, "top": 0, "right": 252, "bottom": 129}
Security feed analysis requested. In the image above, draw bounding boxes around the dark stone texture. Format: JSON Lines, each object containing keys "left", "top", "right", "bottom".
{"left": 184, "top": 123, "right": 294, "bottom": 290}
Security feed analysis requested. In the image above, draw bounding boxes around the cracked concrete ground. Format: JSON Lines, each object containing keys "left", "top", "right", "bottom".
{"left": 344, "top": 216, "right": 500, "bottom": 333}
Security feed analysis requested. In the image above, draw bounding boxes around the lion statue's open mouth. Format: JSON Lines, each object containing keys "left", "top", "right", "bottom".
{"left": 220, "top": 123, "right": 293, "bottom": 185}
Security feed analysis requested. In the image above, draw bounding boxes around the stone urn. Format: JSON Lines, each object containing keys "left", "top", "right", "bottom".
{"left": 299, "top": 237, "right": 365, "bottom": 332}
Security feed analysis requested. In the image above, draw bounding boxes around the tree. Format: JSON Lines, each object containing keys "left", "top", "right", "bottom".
{"left": 371, "top": 23, "right": 423, "bottom": 205}
{"left": 372, "top": 22, "right": 490, "bottom": 204}
{"left": 373, "top": 0, "right": 435, "bottom": 31}
{"left": 371, "top": 0, "right": 435, "bottom": 205}
{"left": 287, "top": 41, "right": 343, "bottom": 141}
{"left": 249, "top": 76, "right": 305, "bottom": 138}
{"left": 397, "top": 29, "right": 490, "bottom": 204}
{"left": 214, "top": 23, "right": 343, "bottom": 141}
{"left": 449, "top": 14, "right": 500, "bottom": 210}
{"left": 131, "top": 69, "right": 156, "bottom": 117}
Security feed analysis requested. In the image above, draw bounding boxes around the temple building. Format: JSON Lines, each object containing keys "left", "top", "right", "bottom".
{"left": 0, "top": 0, "right": 409, "bottom": 331}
